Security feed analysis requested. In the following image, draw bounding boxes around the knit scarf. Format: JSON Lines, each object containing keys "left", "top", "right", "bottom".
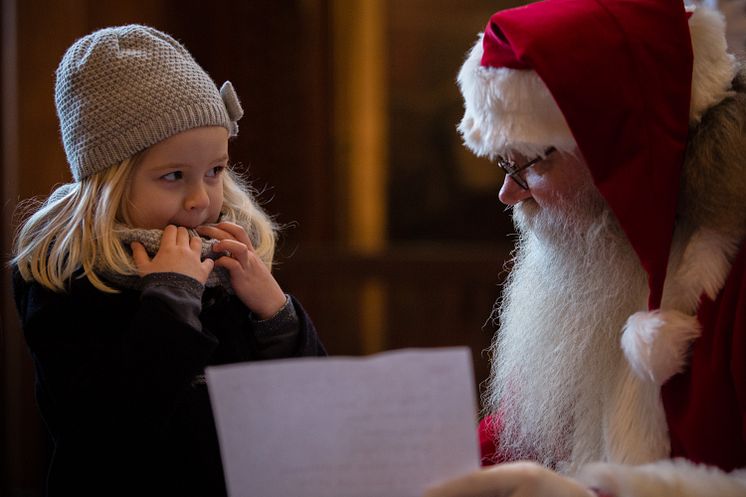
{"left": 105, "top": 227, "right": 233, "bottom": 291}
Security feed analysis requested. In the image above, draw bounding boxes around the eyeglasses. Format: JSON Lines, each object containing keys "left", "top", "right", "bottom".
{"left": 496, "top": 147, "right": 556, "bottom": 190}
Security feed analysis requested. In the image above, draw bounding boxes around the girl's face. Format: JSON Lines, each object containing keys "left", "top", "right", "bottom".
{"left": 127, "top": 126, "right": 229, "bottom": 229}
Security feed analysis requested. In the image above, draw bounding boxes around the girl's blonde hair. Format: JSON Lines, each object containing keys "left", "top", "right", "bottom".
{"left": 12, "top": 157, "right": 277, "bottom": 293}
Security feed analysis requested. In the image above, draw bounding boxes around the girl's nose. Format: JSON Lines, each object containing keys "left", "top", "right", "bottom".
{"left": 184, "top": 185, "right": 210, "bottom": 210}
{"left": 498, "top": 174, "right": 533, "bottom": 206}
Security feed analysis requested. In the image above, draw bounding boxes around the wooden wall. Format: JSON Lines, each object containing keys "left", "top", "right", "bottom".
{"left": 1, "top": 1, "right": 515, "bottom": 494}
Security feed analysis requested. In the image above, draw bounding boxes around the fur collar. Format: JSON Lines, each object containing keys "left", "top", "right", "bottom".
{"left": 602, "top": 228, "right": 741, "bottom": 465}
{"left": 622, "top": 227, "right": 741, "bottom": 386}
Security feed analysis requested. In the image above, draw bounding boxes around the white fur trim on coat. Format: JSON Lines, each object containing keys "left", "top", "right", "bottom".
{"left": 688, "top": 7, "right": 737, "bottom": 124}
{"left": 621, "top": 310, "right": 701, "bottom": 385}
{"left": 603, "top": 367, "right": 670, "bottom": 465}
{"left": 621, "top": 227, "right": 739, "bottom": 386}
{"left": 663, "top": 227, "right": 740, "bottom": 313}
{"left": 576, "top": 459, "right": 746, "bottom": 497}
{"left": 456, "top": 7, "right": 735, "bottom": 157}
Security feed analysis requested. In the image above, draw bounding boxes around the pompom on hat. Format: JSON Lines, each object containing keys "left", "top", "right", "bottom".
{"left": 55, "top": 24, "right": 244, "bottom": 181}
{"left": 458, "top": 0, "right": 736, "bottom": 383}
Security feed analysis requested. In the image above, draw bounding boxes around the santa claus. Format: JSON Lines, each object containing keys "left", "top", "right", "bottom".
{"left": 426, "top": 0, "right": 746, "bottom": 496}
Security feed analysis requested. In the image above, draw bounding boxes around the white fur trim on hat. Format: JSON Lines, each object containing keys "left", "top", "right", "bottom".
{"left": 456, "top": 6, "right": 736, "bottom": 158}
{"left": 621, "top": 310, "right": 701, "bottom": 385}
{"left": 576, "top": 459, "right": 746, "bottom": 497}
{"left": 456, "top": 35, "right": 575, "bottom": 159}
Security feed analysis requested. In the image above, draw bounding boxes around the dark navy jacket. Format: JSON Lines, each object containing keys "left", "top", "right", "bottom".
{"left": 13, "top": 269, "right": 326, "bottom": 497}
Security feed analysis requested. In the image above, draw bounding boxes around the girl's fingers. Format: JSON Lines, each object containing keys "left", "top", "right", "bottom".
{"left": 190, "top": 234, "right": 203, "bottom": 252}
{"left": 161, "top": 224, "right": 177, "bottom": 245}
{"left": 212, "top": 238, "right": 248, "bottom": 259}
{"left": 213, "top": 255, "right": 242, "bottom": 272}
{"left": 130, "top": 242, "right": 150, "bottom": 266}
{"left": 195, "top": 225, "right": 234, "bottom": 241}
{"left": 207, "top": 222, "right": 254, "bottom": 249}
{"left": 201, "top": 258, "right": 215, "bottom": 273}
{"left": 176, "top": 226, "right": 190, "bottom": 245}
{"left": 218, "top": 222, "right": 254, "bottom": 250}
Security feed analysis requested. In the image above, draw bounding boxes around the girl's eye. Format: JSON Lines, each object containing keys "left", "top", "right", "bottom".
{"left": 207, "top": 166, "right": 225, "bottom": 178}
{"left": 161, "top": 171, "right": 183, "bottom": 181}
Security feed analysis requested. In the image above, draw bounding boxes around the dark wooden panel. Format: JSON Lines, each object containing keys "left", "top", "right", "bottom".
{"left": 274, "top": 243, "right": 511, "bottom": 407}
{"left": 164, "top": 0, "right": 336, "bottom": 250}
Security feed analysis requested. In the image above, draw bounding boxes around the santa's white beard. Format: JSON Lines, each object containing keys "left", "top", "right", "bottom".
{"left": 483, "top": 190, "right": 649, "bottom": 472}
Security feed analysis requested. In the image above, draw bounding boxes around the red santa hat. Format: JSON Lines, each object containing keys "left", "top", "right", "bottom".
{"left": 458, "top": 0, "right": 736, "bottom": 384}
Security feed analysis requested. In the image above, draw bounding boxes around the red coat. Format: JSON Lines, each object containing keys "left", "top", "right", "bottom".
{"left": 662, "top": 241, "right": 746, "bottom": 471}
{"left": 479, "top": 242, "right": 746, "bottom": 470}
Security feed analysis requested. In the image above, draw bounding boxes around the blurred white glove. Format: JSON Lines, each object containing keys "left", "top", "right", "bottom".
{"left": 423, "top": 461, "right": 594, "bottom": 497}
{"left": 576, "top": 459, "right": 746, "bottom": 497}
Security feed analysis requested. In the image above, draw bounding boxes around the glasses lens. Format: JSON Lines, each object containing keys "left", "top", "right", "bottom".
{"left": 497, "top": 157, "right": 529, "bottom": 190}
{"left": 511, "top": 173, "right": 528, "bottom": 190}
{"left": 497, "top": 157, "right": 512, "bottom": 173}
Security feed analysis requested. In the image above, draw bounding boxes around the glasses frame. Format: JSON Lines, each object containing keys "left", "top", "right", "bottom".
{"left": 497, "top": 146, "right": 557, "bottom": 190}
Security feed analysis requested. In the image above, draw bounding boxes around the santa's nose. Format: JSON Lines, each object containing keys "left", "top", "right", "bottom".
{"left": 498, "top": 174, "right": 532, "bottom": 206}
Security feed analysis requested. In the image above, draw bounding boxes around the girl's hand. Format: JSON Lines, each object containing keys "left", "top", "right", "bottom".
{"left": 196, "top": 222, "right": 286, "bottom": 319}
{"left": 131, "top": 225, "right": 214, "bottom": 285}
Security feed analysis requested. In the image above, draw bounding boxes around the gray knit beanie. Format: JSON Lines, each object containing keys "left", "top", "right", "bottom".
{"left": 55, "top": 24, "right": 243, "bottom": 181}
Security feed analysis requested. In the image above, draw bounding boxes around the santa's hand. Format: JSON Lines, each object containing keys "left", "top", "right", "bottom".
{"left": 423, "top": 462, "right": 594, "bottom": 497}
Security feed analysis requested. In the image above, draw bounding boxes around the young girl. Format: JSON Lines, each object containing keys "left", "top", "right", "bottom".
{"left": 11, "top": 25, "right": 326, "bottom": 497}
